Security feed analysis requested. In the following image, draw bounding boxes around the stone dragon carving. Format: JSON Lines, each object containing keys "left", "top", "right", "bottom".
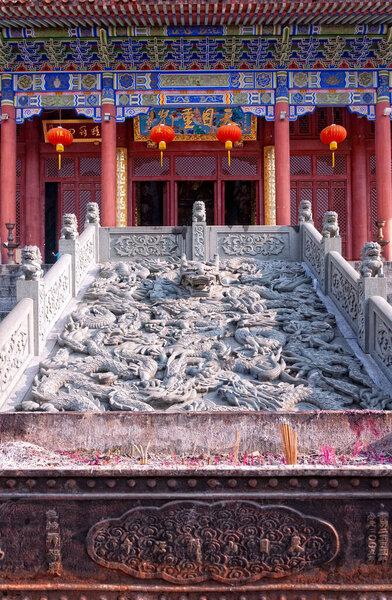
{"left": 20, "top": 251, "right": 391, "bottom": 413}
{"left": 359, "top": 242, "right": 384, "bottom": 278}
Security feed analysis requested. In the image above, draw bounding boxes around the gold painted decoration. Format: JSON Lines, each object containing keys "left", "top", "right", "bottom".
{"left": 116, "top": 147, "right": 128, "bottom": 227}
{"left": 134, "top": 108, "right": 256, "bottom": 142}
{"left": 263, "top": 145, "right": 276, "bottom": 225}
{"left": 43, "top": 120, "right": 101, "bottom": 143}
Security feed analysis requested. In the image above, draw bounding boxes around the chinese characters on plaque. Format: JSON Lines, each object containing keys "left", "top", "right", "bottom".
{"left": 43, "top": 120, "right": 101, "bottom": 143}
{"left": 135, "top": 108, "right": 256, "bottom": 141}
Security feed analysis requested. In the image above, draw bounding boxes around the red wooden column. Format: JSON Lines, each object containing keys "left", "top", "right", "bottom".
{"left": 0, "top": 75, "right": 16, "bottom": 262}
{"left": 101, "top": 74, "right": 117, "bottom": 226}
{"left": 24, "top": 118, "right": 41, "bottom": 248}
{"left": 274, "top": 72, "right": 291, "bottom": 225}
{"left": 375, "top": 71, "right": 392, "bottom": 260}
{"left": 350, "top": 115, "right": 368, "bottom": 260}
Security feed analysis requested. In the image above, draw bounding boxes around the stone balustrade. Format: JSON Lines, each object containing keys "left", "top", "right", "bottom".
{"left": 368, "top": 296, "right": 392, "bottom": 381}
{"left": 0, "top": 297, "right": 34, "bottom": 406}
{"left": 1, "top": 203, "right": 391, "bottom": 410}
{"left": 327, "top": 250, "right": 360, "bottom": 334}
{"left": 300, "top": 220, "right": 390, "bottom": 381}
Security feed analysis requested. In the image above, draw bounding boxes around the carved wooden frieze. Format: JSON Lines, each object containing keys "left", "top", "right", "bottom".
{"left": 86, "top": 501, "right": 339, "bottom": 583}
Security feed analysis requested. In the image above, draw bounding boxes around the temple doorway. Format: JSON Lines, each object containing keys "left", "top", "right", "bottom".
{"left": 177, "top": 181, "right": 214, "bottom": 225}
{"left": 225, "top": 180, "right": 256, "bottom": 225}
{"left": 135, "top": 181, "right": 164, "bottom": 226}
{"left": 44, "top": 182, "right": 59, "bottom": 264}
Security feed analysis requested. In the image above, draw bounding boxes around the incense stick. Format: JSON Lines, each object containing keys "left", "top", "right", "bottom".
{"left": 279, "top": 424, "right": 297, "bottom": 465}
{"left": 234, "top": 430, "right": 240, "bottom": 466}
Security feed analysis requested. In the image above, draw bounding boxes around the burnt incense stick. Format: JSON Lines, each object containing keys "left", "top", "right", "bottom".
{"left": 279, "top": 424, "right": 297, "bottom": 465}
{"left": 234, "top": 430, "right": 240, "bottom": 466}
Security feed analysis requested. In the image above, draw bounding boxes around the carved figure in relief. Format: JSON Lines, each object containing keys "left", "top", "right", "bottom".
{"left": 322, "top": 211, "right": 339, "bottom": 238}
{"left": 85, "top": 202, "right": 100, "bottom": 227}
{"left": 86, "top": 502, "right": 339, "bottom": 582}
{"left": 359, "top": 242, "right": 384, "bottom": 278}
{"left": 192, "top": 200, "right": 206, "bottom": 223}
{"left": 179, "top": 254, "right": 222, "bottom": 296}
{"left": 20, "top": 245, "right": 43, "bottom": 280}
{"left": 61, "top": 213, "right": 79, "bottom": 240}
{"left": 298, "top": 199, "right": 313, "bottom": 224}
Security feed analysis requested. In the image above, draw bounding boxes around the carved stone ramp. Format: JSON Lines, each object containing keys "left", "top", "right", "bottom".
{"left": 0, "top": 412, "right": 390, "bottom": 599}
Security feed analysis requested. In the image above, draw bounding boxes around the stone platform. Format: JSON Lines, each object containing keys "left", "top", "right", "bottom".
{"left": 0, "top": 412, "right": 391, "bottom": 600}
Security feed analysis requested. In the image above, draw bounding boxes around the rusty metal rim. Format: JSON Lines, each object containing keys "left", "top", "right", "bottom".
{"left": 0, "top": 468, "right": 390, "bottom": 476}
{"left": 1, "top": 584, "right": 392, "bottom": 591}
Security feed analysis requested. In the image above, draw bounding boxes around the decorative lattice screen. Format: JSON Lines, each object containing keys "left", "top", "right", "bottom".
{"left": 290, "top": 188, "right": 297, "bottom": 224}
{"left": 15, "top": 188, "right": 21, "bottom": 238}
{"left": 80, "top": 157, "right": 102, "bottom": 177}
{"left": 299, "top": 114, "right": 310, "bottom": 134}
{"left": 370, "top": 155, "right": 376, "bottom": 175}
{"left": 78, "top": 186, "right": 92, "bottom": 225}
{"left": 15, "top": 158, "right": 22, "bottom": 238}
{"left": 62, "top": 185, "right": 76, "bottom": 215}
{"left": 331, "top": 182, "right": 348, "bottom": 255}
{"left": 371, "top": 185, "right": 378, "bottom": 235}
{"left": 290, "top": 155, "right": 311, "bottom": 175}
{"left": 46, "top": 158, "right": 75, "bottom": 178}
{"left": 316, "top": 154, "right": 346, "bottom": 176}
{"left": 16, "top": 157, "right": 22, "bottom": 179}
{"left": 221, "top": 155, "right": 258, "bottom": 176}
{"left": 317, "top": 108, "right": 328, "bottom": 134}
{"left": 133, "top": 156, "right": 170, "bottom": 177}
{"left": 316, "top": 186, "right": 329, "bottom": 231}
{"left": 175, "top": 156, "right": 216, "bottom": 177}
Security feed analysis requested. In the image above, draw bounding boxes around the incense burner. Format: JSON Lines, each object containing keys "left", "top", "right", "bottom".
{"left": 0, "top": 411, "right": 391, "bottom": 600}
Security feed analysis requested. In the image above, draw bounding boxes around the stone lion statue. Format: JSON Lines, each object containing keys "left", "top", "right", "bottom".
{"left": 322, "top": 211, "right": 339, "bottom": 238}
{"left": 192, "top": 200, "right": 206, "bottom": 223}
{"left": 298, "top": 199, "right": 313, "bottom": 224}
{"left": 85, "top": 202, "right": 100, "bottom": 227}
{"left": 61, "top": 213, "right": 78, "bottom": 240}
{"left": 20, "top": 245, "right": 43, "bottom": 280}
{"left": 359, "top": 242, "right": 384, "bottom": 278}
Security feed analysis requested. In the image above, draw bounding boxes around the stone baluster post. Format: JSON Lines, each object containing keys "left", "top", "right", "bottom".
{"left": 16, "top": 246, "right": 44, "bottom": 355}
{"left": 357, "top": 242, "right": 387, "bottom": 352}
{"left": 192, "top": 200, "right": 207, "bottom": 261}
{"left": 58, "top": 213, "right": 79, "bottom": 296}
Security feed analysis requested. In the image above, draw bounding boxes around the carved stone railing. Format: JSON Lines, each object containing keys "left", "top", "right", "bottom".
{"left": 210, "top": 225, "right": 300, "bottom": 261}
{"left": 99, "top": 226, "right": 190, "bottom": 262}
{"left": 301, "top": 222, "right": 342, "bottom": 293}
{"left": 301, "top": 222, "right": 323, "bottom": 282}
{"left": 368, "top": 296, "right": 392, "bottom": 383}
{"left": 17, "top": 254, "right": 73, "bottom": 354}
{"left": 0, "top": 298, "right": 34, "bottom": 407}
{"left": 59, "top": 223, "right": 98, "bottom": 294}
{"left": 327, "top": 251, "right": 360, "bottom": 334}
{"left": 98, "top": 225, "right": 301, "bottom": 263}
{"left": 39, "top": 254, "right": 73, "bottom": 347}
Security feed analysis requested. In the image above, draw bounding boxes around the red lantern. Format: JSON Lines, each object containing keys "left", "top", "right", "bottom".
{"left": 149, "top": 124, "right": 175, "bottom": 166}
{"left": 320, "top": 124, "right": 347, "bottom": 168}
{"left": 47, "top": 126, "right": 73, "bottom": 170}
{"left": 216, "top": 123, "right": 242, "bottom": 166}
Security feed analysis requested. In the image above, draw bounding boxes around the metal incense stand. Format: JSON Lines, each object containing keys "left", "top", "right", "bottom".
{"left": 375, "top": 220, "right": 390, "bottom": 258}
{"left": 2, "top": 222, "right": 20, "bottom": 264}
